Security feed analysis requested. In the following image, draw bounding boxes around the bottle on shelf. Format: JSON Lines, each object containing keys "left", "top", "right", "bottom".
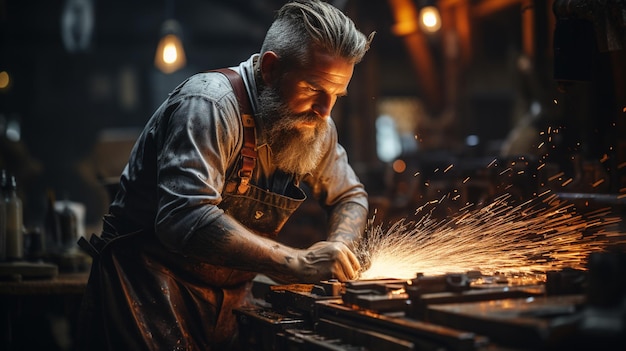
{"left": 3, "top": 173, "right": 23, "bottom": 261}
{"left": 0, "top": 170, "right": 7, "bottom": 261}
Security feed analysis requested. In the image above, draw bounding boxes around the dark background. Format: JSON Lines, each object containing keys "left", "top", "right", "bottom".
{"left": 1, "top": 0, "right": 625, "bottom": 235}
{"left": 1, "top": 1, "right": 626, "bottom": 349}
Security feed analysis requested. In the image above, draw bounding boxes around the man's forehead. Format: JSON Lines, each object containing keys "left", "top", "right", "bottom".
{"left": 294, "top": 51, "right": 354, "bottom": 85}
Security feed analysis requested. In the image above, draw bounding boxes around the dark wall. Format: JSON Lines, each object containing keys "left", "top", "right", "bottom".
{"left": 1, "top": 0, "right": 625, "bottom": 232}
{"left": 0, "top": 0, "right": 286, "bottom": 228}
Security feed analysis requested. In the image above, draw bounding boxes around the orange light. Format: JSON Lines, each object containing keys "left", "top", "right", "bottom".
{"left": 154, "top": 20, "right": 187, "bottom": 74}
{"left": 392, "top": 159, "right": 407, "bottom": 173}
{"left": 0, "top": 71, "right": 10, "bottom": 91}
{"left": 419, "top": 6, "right": 441, "bottom": 33}
{"left": 392, "top": 20, "right": 418, "bottom": 36}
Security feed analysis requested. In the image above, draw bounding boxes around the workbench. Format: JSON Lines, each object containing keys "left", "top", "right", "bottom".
{"left": 0, "top": 269, "right": 89, "bottom": 351}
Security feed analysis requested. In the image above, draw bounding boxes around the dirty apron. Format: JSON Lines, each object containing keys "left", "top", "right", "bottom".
{"left": 77, "top": 70, "right": 306, "bottom": 350}
{"left": 78, "top": 180, "right": 305, "bottom": 350}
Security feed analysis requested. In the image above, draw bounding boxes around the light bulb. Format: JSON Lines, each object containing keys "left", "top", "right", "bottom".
{"left": 154, "top": 27, "right": 186, "bottom": 74}
{"left": 419, "top": 6, "right": 441, "bottom": 33}
{"left": 0, "top": 71, "right": 10, "bottom": 90}
{"left": 162, "top": 39, "right": 179, "bottom": 64}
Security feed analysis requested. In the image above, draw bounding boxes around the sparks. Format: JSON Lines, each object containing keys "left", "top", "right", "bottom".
{"left": 592, "top": 179, "right": 605, "bottom": 188}
{"left": 357, "top": 193, "right": 623, "bottom": 280}
{"left": 549, "top": 172, "right": 565, "bottom": 181}
{"left": 499, "top": 168, "right": 512, "bottom": 176}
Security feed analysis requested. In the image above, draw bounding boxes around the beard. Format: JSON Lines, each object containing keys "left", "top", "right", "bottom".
{"left": 257, "top": 84, "right": 329, "bottom": 176}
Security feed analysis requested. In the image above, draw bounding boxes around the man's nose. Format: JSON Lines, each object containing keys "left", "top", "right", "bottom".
{"left": 312, "top": 94, "right": 334, "bottom": 118}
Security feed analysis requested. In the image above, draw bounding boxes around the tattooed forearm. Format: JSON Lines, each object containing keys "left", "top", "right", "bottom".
{"left": 183, "top": 214, "right": 301, "bottom": 280}
{"left": 182, "top": 205, "right": 367, "bottom": 284}
{"left": 183, "top": 215, "right": 235, "bottom": 261}
{"left": 327, "top": 202, "right": 368, "bottom": 249}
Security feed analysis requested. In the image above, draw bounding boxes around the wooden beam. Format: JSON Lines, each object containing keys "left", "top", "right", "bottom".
{"left": 522, "top": 0, "right": 535, "bottom": 58}
{"left": 387, "top": 0, "right": 442, "bottom": 112}
{"left": 472, "top": 0, "right": 522, "bottom": 18}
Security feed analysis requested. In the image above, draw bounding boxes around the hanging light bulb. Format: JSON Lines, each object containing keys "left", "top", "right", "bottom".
{"left": 154, "top": 19, "right": 187, "bottom": 74}
{"left": 418, "top": 5, "right": 441, "bottom": 33}
{"left": 0, "top": 71, "right": 11, "bottom": 91}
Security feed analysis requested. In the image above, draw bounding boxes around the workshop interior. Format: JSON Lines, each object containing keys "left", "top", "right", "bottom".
{"left": 1, "top": 0, "right": 626, "bottom": 350}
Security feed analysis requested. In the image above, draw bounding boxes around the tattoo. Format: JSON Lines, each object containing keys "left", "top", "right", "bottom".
{"left": 327, "top": 202, "right": 367, "bottom": 249}
{"left": 184, "top": 214, "right": 303, "bottom": 283}
{"left": 184, "top": 215, "right": 235, "bottom": 260}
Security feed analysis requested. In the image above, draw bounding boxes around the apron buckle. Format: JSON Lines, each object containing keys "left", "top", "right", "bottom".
{"left": 237, "top": 174, "right": 251, "bottom": 194}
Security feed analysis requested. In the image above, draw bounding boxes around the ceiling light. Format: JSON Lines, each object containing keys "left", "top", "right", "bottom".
{"left": 154, "top": 19, "right": 187, "bottom": 74}
{"left": 418, "top": 5, "right": 441, "bottom": 33}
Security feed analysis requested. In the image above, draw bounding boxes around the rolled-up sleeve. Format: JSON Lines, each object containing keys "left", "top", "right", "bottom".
{"left": 154, "top": 78, "right": 242, "bottom": 251}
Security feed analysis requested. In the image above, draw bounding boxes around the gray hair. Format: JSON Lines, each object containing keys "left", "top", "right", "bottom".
{"left": 261, "top": 0, "right": 374, "bottom": 69}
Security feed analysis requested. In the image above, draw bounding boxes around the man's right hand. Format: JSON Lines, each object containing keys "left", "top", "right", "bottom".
{"left": 291, "top": 241, "right": 361, "bottom": 282}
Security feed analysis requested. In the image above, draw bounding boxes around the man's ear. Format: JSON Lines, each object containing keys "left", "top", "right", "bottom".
{"left": 260, "top": 51, "right": 280, "bottom": 86}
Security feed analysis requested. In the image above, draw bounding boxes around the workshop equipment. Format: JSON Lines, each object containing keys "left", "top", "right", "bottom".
{"left": 235, "top": 251, "right": 626, "bottom": 350}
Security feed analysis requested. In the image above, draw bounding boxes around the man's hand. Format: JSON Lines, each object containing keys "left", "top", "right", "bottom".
{"left": 184, "top": 212, "right": 365, "bottom": 284}
{"left": 291, "top": 241, "right": 361, "bottom": 283}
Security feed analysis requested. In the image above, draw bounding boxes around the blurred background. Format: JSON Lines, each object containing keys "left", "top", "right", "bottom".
{"left": 1, "top": 0, "right": 625, "bottom": 240}
{"left": 1, "top": 1, "right": 626, "bottom": 350}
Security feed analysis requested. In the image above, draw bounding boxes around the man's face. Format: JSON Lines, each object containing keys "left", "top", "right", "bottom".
{"left": 258, "top": 51, "right": 355, "bottom": 175}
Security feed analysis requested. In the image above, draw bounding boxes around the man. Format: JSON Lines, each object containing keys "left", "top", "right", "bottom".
{"left": 77, "top": 0, "right": 374, "bottom": 349}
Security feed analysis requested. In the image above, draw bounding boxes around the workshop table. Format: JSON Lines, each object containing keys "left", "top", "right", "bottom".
{"left": 0, "top": 271, "right": 89, "bottom": 351}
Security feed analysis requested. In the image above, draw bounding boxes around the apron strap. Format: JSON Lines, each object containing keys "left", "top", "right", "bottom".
{"left": 212, "top": 68, "right": 257, "bottom": 194}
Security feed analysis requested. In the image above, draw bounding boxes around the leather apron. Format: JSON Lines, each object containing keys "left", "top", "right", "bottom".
{"left": 77, "top": 70, "right": 306, "bottom": 350}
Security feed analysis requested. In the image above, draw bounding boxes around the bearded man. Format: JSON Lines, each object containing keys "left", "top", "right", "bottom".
{"left": 76, "top": 0, "right": 374, "bottom": 349}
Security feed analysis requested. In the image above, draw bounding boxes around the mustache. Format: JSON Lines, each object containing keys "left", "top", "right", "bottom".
{"left": 290, "top": 111, "right": 323, "bottom": 126}
{"left": 258, "top": 83, "right": 324, "bottom": 129}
